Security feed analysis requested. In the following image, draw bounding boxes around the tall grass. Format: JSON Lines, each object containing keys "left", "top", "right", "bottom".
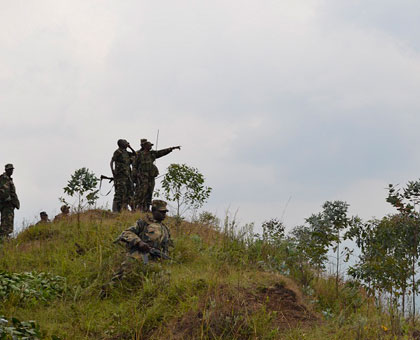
{"left": 0, "top": 209, "right": 419, "bottom": 339}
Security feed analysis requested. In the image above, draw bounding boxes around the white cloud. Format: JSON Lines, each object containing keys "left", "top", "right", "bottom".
{"left": 1, "top": 1, "right": 420, "bottom": 231}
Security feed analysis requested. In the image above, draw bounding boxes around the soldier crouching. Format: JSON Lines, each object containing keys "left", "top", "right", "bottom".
{"left": 106, "top": 200, "right": 173, "bottom": 289}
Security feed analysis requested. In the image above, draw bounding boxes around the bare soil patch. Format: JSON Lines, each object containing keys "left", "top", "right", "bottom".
{"left": 168, "top": 281, "right": 317, "bottom": 339}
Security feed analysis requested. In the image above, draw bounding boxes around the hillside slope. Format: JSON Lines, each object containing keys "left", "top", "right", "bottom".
{"left": 0, "top": 210, "right": 319, "bottom": 339}
{"left": 1, "top": 210, "right": 414, "bottom": 339}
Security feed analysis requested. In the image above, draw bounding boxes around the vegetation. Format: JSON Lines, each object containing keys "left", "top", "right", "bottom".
{"left": 0, "top": 316, "right": 43, "bottom": 340}
{"left": 4, "top": 178, "right": 420, "bottom": 338}
{"left": 160, "top": 163, "right": 212, "bottom": 217}
{"left": 60, "top": 167, "right": 99, "bottom": 212}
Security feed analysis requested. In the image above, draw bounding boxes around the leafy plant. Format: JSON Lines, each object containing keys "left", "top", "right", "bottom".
{"left": 386, "top": 181, "right": 420, "bottom": 321}
{"left": 0, "top": 271, "right": 66, "bottom": 304}
{"left": 160, "top": 163, "right": 212, "bottom": 217}
{"left": 0, "top": 316, "right": 41, "bottom": 339}
{"left": 290, "top": 223, "right": 330, "bottom": 275}
{"left": 60, "top": 167, "right": 99, "bottom": 212}
{"left": 347, "top": 215, "right": 413, "bottom": 315}
{"left": 302, "top": 201, "right": 360, "bottom": 295}
{"left": 261, "top": 218, "right": 285, "bottom": 246}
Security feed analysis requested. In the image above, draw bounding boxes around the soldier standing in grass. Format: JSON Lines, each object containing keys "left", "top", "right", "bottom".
{"left": 110, "top": 139, "right": 135, "bottom": 212}
{"left": 132, "top": 139, "right": 180, "bottom": 212}
{"left": 0, "top": 164, "right": 20, "bottom": 239}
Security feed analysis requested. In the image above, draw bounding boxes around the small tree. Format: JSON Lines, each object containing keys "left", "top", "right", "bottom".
{"left": 306, "top": 201, "right": 360, "bottom": 296}
{"left": 387, "top": 181, "right": 420, "bottom": 321}
{"left": 60, "top": 167, "right": 99, "bottom": 213}
{"left": 261, "top": 218, "right": 285, "bottom": 246}
{"left": 160, "top": 163, "right": 212, "bottom": 217}
{"left": 347, "top": 215, "right": 412, "bottom": 315}
{"left": 290, "top": 218, "right": 332, "bottom": 276}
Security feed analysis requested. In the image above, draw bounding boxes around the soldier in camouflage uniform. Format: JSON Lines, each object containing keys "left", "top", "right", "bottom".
{"left": 0, "top": 164, "right": 20, "bottom": 239}
{"left": 132, "top": 139, "right": 180, "bottom": 211}
{"left": 110, "top": 139, "right": 135, "bottom": 212}
{"left": 103, "top": 200, "right": 173, "bottom": 291}
{"left": 36, "top": 211, "right": 50, "bottom": 225}
{"left": 54, "top": 205, "right": 70, "bottom": 221}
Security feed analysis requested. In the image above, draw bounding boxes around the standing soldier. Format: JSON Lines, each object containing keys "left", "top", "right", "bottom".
{"left": 133, "top": 139, "right": 180, "bottom": 211}
{"left": 110, "top": 139, "right": 135, "bottom": 212}
{"left": 0, "top": 164, "right": 20, "bottom": 239}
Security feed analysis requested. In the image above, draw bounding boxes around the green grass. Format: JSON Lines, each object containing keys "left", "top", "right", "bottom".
{"left": 0, "top": 210, "right": 419, "bottom": 339}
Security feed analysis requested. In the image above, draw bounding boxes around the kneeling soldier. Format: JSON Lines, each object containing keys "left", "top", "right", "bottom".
{"left": 118, "top": 199, "right": 173, "bottom": 264}
{"left": 103, "top": 200, "right": 173, "bottom": 293}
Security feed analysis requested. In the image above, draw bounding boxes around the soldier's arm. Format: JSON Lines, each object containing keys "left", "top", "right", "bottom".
{"left": 119, "top": 223, "right": 150, "bottom": 252}
{"left": 127, "top": 145, "right": 137, "bottom": 158}
{"left": 11, "top": 193, "right": 20, "bottom": 209}
{"left": 155, "top": 146, "right": 181, "bottom": 159}
{"left": 0, "top": 178, "right": 10, "bottom": 202}
{"left": 110, "top": 150, "right": 119, "bottom": 175}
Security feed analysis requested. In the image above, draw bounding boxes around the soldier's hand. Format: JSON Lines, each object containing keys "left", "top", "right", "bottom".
{"left": 138, "top": 241, "right": 151, "bottom": 253}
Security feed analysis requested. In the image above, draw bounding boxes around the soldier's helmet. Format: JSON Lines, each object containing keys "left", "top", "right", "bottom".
{"left": 5, "top": 164, "right": 14, "bottom": 170}
{"left": 40, "top": 211, "right": 48, "bottom": 217}
{"left": 152, "top": 200, "right": 168, "bottom": 212}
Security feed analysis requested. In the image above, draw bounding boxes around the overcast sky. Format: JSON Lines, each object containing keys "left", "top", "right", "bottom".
{"left": 1, "top": 0, "right": 420, "bottom": 232}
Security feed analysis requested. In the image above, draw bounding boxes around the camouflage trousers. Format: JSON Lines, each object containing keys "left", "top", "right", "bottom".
{"left": 0, "top": 205, "right": 14, "bottom": 238}
{"left": 134, "top": 175, "right": 155, "bottom": 211}
{"left": 113, "top": 177, "right": 133, "bottom": 212}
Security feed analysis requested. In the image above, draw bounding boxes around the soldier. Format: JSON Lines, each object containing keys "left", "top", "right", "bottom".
{"left": 133, "top": 139, "right": 180, "bottom": 211}
{"left": 0, "top": 164, "right": 20, "bottom": 239}
{"left": 36, "top": 211, "right": 50, "bottom": 225}
{"left": 102, "top": 200, "right": 173, "bottom": 293}
{"left": 117, "top": 200, "right": 173, "bottom": 261}
{"left": 54, "top": 205, "right": 70, "bottom": 221}
{"left": 110, "top": 139, "right": 135, "bottom": 212}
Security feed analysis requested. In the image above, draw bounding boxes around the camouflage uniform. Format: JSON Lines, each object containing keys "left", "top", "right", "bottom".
{"left": 36, "top": 212, "right": 50, "bottom": 225}
{"left": 0, "top": 165, "right": 20, "bottom": 238}
{"left": 111, "top": 200, "right": 173, "bottom": 281}
{"left": 133, "top": 141, "right": 175, "bottom": 211}
{"left": 54, "top": 205, "right": 70, "bottom": 222}
{"left": 112, "top": 147, "right": 133, "bottom": 212}
{"left": 119, "top": 216, "right": 172, "bottom": 257}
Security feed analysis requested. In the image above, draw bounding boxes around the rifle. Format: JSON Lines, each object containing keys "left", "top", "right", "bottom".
{"left": 149, "top": 247, "right": 172, "bottom": 260}
{"left": 138, "top": 247, "right": 172, "bottom": 264}
{"left": 114, "top": 234, "right": 172, "bottom": 263}
{"left": 100, "top": 175, "right": 114, "bottom": 182}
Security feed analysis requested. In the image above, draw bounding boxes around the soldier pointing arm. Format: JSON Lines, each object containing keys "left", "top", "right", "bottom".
{"left": 133, "top": 139, "right": 180, "bottom": 212}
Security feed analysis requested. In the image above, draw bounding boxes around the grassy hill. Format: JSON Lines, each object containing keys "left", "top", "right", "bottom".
{"left": 0, "top": 210, "right": 416, "bottom": 339}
